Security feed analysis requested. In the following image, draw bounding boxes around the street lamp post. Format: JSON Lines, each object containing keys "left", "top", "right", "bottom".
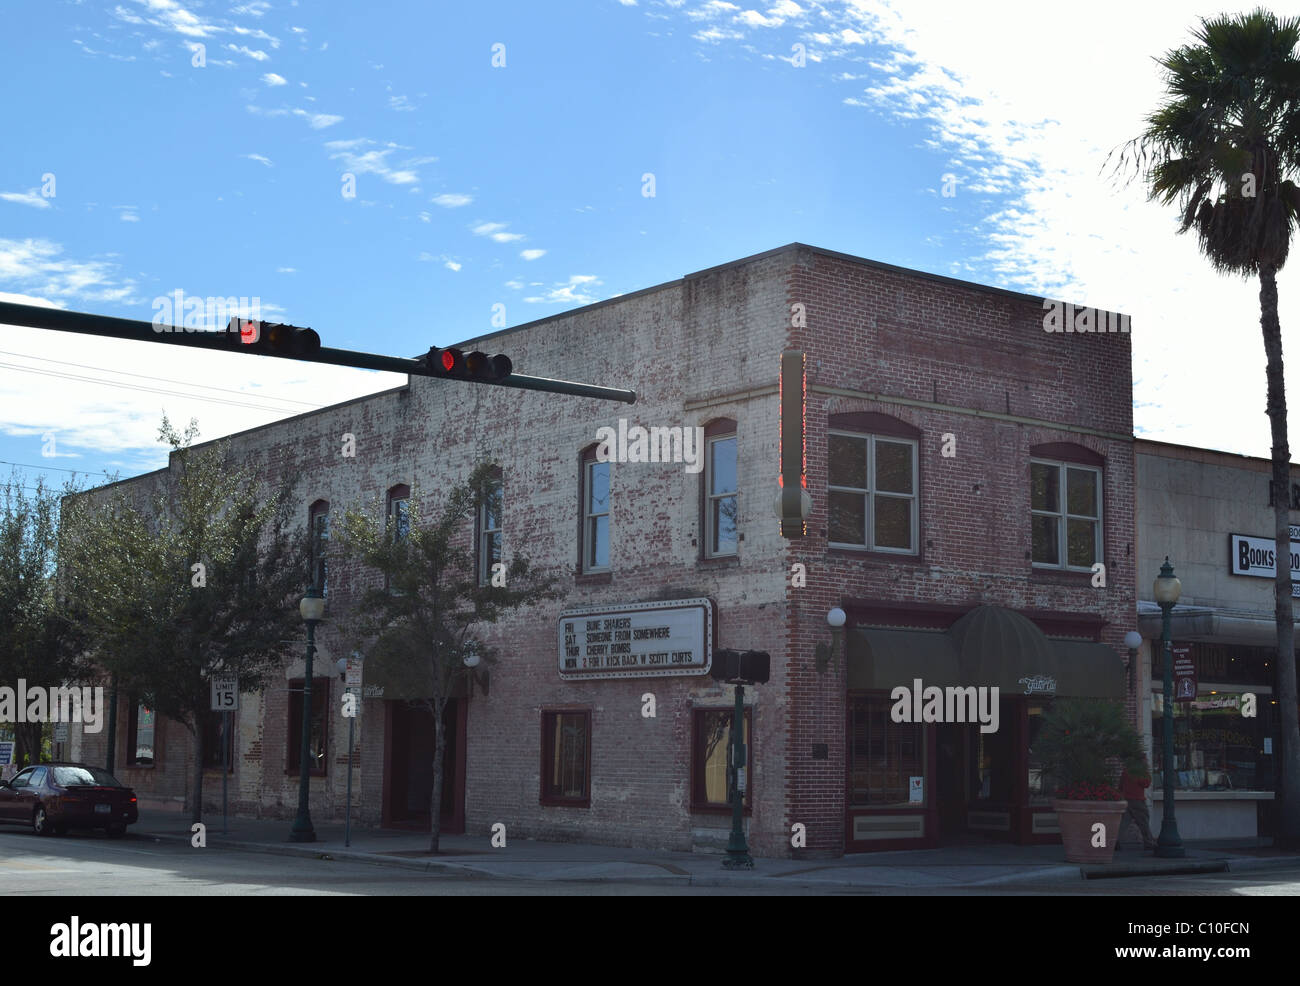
{"left": 290, "top": 587, "right": 325, "bottom": 843}
{"left": 1153, "top": 558, "right": 1185, "bottom": 859}
{"left": 722, "top": 678, "right": 752, "bottom": 870}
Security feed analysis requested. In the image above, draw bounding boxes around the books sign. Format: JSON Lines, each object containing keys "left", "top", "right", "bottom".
{"left": 558, "top": 598, "right": 713, "bottom": 680}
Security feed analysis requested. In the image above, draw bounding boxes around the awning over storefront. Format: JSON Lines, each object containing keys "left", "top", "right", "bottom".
{"left": 846, "top": 604, "right": 1126, "bottom": 698}
{"left": 948, "top": 605, "right": 1058, "bottom": 693}
{"left": 847, "top": 629, "right": 961, "bottom": 689}
{"left": 1053, "top": 641, "right": 1126, "bottom": 698}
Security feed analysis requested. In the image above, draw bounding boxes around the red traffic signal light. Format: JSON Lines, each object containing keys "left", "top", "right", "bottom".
{"left": 227, "top": 318, "right": 320, "bottom": 358}
{"left": 424, "top": 347, "right": 513, "bottom": 381}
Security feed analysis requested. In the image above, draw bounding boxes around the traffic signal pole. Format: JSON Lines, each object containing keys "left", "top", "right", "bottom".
{"left": 0, "top": 301, "right": 636, "bottom": 404}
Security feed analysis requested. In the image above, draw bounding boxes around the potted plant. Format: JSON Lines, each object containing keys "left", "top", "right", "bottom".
{"left": 1032, "top": 698, "right": 1148, "bottom": 863}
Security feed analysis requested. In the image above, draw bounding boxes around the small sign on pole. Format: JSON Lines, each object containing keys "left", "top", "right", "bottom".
{"left": 0, "top": 741, "right": 13, "bottom": 766}
{"left": 211, "top": 674, "right": 239, "bottom": 711}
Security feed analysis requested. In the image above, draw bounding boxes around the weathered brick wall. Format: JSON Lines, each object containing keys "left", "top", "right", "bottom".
{"left": 63, "top": 243, "right": 1137, "bottom": 858}
{"left": 783, "top": 246, "right": 1136, "bottom": 854}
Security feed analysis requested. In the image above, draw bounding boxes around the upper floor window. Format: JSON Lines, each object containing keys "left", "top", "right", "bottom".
{"left": 827, "top": 431, "right": 918, "bottom": 552}
{"left": 580, "top": 447, "right": 609, "bottom": 572}
{"left": 478, "top": 471, "right": 503, "bottom": 586}
{"left": 705, "top": 420, "right": 738, "bottom": 558}
{"left": 309, "top": 499, "right": 329, "bottom": 596}
{"left": 386, "top": 484, "right": 410, "bottom": 541}
{"left": 1031, "top": 459, "right": 1102, "bottom": 569}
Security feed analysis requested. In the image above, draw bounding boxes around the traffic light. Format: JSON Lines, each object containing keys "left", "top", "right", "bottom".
{"left": 422, "top": 347, "right": 513, "bottom": 381}
{"left": 227, "top": 318, "right": 321, "bottom": 358}
{"left": 710, "top": 649, "right": 771, "bottom": 685}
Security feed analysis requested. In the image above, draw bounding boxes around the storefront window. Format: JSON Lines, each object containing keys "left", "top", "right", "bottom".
{"left": 1151, "top": 691, "right": 1274, "bottom": 791}
{"left": 849, "top": 695, "right": 923, "bottom": 806}
{"left": 1027, "top": 700, "right": 1054, "bottom": 802}
{"left": 1151, "top": 642, "right": 1279, "bottom": 792}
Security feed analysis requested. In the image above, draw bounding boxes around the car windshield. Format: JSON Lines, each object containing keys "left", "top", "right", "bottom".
{"left": 52, "top": 766, "right": 123, "bottom": 787}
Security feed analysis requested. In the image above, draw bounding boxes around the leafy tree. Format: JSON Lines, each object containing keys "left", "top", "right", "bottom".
{"left": 1113, "top": 9, "right": 1300, "bottom": 846}
{"left": 336, "top": 460, "right": 561, "bottom": 852}
{"left": 60, "top": 418, "right": 310, "bottom": 822}
{"left": 0, "top": 471, "right": 88, "bottom": 767}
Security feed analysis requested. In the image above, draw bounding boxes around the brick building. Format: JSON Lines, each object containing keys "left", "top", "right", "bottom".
{"left": 69, "top": 243, "right": 1137, "bottom": 856}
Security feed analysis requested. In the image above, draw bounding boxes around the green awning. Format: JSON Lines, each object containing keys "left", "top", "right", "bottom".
{"left": 1053, "top": 641, "right": 1126, "bottom": 698}
{"left": 847, "top": 628, "right": 962, "bottom": 689}
{"left": 949, "top": 604, "right": 1059, "bottom": 692}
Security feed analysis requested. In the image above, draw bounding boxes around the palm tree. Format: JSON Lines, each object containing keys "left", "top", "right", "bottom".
{"left": 1114, "top": 9, "right": 1300, "bottom": 846}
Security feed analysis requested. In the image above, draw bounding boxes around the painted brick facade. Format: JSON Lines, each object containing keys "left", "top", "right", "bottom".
{"left": 68, "top": 243, "right": 1135, "bottom": 857}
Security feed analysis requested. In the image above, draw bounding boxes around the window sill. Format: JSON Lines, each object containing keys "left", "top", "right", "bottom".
{"left": 826, "top": 547, "right": 923, "bottom": 564}
{"left": 1029, "top": 567, "right": 1097, "bottom": 585}
{"left": 575, "top": 572, "right": 612, "bottom": 586}
{"left": 697, "top": 554, "right": 740, "bottom": 569}
{"left": 540, "top": 796, "right": 591, "bottom": 808}
{"left": 690, "top": 803, "right": 752, "bottom": 816}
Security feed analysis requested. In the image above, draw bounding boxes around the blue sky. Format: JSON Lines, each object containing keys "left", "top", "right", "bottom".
{"left": 1, "top": 0, "right": 1297, "bottom": 496}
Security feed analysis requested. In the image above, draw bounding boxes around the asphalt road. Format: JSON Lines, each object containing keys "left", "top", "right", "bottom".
{"left": 1, "top": 827, "right": 1299, "bottom": 896}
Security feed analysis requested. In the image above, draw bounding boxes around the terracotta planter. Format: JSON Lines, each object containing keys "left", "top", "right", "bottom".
{"left": 1052, "top": 799, "right": 1127, "bottom": 863}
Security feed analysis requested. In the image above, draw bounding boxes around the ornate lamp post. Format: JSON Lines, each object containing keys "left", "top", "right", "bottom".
{"left": 290, "top": 586, "right": 325, "bottom": 843}
{"left": 1153, "top": 558, "right": 1185, "bottom": 858}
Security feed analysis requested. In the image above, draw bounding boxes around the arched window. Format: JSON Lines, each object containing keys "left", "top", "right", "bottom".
{"left": 386, "top": 484, "right": 410, "bottom": 541}
{"left": 580, "top": 445, "right": 609, "bottom": 572}
{"left": 826, "top": 412, "right": 920, "bottom": 553}
{"left": 308, "top": 499, "right": 329, "bottom": 595}
{"left": 1029, "top": 443, "right": 1104, "bottom": 570}
{"left": 702, "top": 418, "right": 737, "bottom": 558}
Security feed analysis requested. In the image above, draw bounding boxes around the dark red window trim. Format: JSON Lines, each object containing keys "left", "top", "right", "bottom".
{"left": 287, "top": 677, "right": 330, "bottom": 777}
{"left": 1029, "top": 442, "right": 1104, "bottom": 467}
{"left": 540, "top": 707, "right": 592, "bottom": 807}
{"left": 827, "top": 411, "right": 921, "bottom": 440}
{"left": 690, "top": 706, "right": 752, "bottom": 814}
{"left": 700, "top": 417, "right": 738, "bottom": 561}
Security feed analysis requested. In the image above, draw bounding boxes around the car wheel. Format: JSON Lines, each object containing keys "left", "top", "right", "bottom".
{"left": 32, "top": 806, "right": 51, "bottom": 836}
{"left": 106, "top": 824, "right": 127, "bottom": 839}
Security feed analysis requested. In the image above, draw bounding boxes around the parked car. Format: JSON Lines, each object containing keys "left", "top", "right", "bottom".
{"left": 0, "top": 762, "right": 138, "bottom": 837}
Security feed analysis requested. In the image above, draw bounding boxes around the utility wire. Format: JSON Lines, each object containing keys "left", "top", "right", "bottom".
{"left": 0, "top": 349, "right": 321, "bottom": 408}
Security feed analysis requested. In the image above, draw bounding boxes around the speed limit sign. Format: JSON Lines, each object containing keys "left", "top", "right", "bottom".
{"left": 210, "top": 674, "right": 239, "bottom": 711}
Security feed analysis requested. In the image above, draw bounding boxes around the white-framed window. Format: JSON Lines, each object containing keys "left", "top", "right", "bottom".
{"left": 478, "top": 473, "right": 502, "bottom": 586}
{"left": 827, "top": 431, "right": 918, "bottom": 552}
{"left": 583, "top": 455, "right": 610, "bottom": 572}
{"left": 1030, "top": 459, "right": 1102, "bottom": 569}
{"left": 706, "top": 433, "right": 738, "bottom": 557}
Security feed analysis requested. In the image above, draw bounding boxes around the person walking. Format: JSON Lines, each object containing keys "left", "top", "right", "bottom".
{"left": 1119, "top": 756, "right": 1158, "bottom": 851}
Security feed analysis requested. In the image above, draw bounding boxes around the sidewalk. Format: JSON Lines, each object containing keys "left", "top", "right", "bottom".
{"left": 132, "top": 809, "right": 1300, "bottom": 889}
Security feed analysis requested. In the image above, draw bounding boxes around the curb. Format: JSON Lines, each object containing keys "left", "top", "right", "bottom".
{"left": 134, "top": 829, "right": 1300, "bottom": 889}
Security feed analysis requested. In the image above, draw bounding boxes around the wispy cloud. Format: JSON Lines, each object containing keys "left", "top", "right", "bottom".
{"left": 261, "top": 72, "right": 287, "bottom": 86}
{"left": 471, "top": 221, "right": 525, "bottom": 243}
{"left": 244, "top": 153, "right": 273, "bottom": 167}
{"left": 0, "top": 190, "right": 52, "bottom": 210}
{"left": 325, "top": 139, "right": 421, "bottom": 184}
{"left": 293, "top": 108, "right": 343, "bottom": 129}
{"left": 432, "top": 193, "right": 473, "bottom": 208}
{"left": 520, "top": 249, "right": 546, "bottom": 261}
{"left": 524, "top": 274, "right": 602, "bottom": 305}
{"left": 227, "top": 43, "right": 268, "bottom": 60}
{"left": 0, "top": 238, "right": 137, "bottom": 303}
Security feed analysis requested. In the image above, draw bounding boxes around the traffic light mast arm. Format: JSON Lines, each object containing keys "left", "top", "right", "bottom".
{"left": 0, "top": 301, "right": 636, "bottom": 404}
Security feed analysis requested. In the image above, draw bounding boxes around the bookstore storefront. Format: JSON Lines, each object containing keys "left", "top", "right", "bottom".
{"left": 1146, "top": 635, "right": 1282, "bottom": 839}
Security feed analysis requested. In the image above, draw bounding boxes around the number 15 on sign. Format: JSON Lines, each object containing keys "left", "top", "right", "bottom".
{"left": 211, "top": 675, "right": 238, "bottom": 711}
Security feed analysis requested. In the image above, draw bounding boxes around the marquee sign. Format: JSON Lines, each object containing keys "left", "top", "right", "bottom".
{"left": 558, "top": 598, "right": 714, "bottom": 680}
